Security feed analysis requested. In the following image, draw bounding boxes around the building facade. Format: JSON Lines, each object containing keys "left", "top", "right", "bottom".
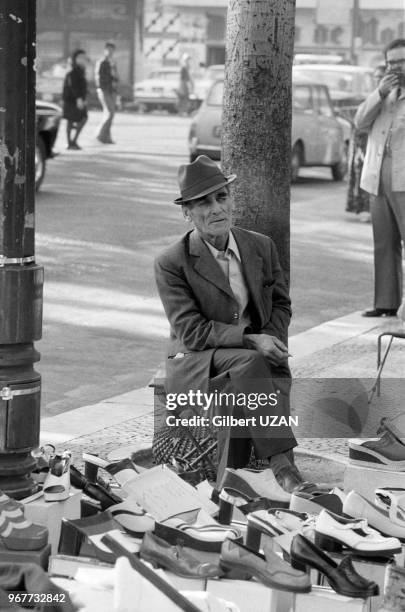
{"left": 141, "top": 0, "right": 405, "bottom": 78}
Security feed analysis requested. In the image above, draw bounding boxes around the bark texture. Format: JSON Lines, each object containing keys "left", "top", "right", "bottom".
{"left": 222, "top": 0, "right": 296, "bottom": 280}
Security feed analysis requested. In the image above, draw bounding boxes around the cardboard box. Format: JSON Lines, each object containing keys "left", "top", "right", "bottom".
{"left": 165, "top": 572, "right": 206, "bottom": 592}
{"left": 293, "top": 585, "right": 369, "bottom": 612}
{"left": 22, "top": 488, "right": 81, "bottom": 554}
{"left": 0, "top": 543, "right": 51, "bottom": 570}
{"left": 207, "top": 578, "right": 284, "bottom": 612}
{"left": 344, "top": 464, "right": 405, "bottom": 502}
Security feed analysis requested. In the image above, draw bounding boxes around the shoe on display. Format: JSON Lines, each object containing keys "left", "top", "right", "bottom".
{"left": 343, "top": 490, "right": 405, "bottom": 543}
{"left": 31, "top": 444, "right": 56, "bottom": 483}
{"left": 248, "top": 508, "right": 314, "bottom": 539}
{"left": 0, "top": 491, "right": 48, "bottom": 551}
{"left": 43, "top": 451, "right": 71, "bottom": 502}
{"left": 82, "top": 453, "right": 145, "bottom": 486}
{"left": 289, "top": 489, "right": 343, "bottom": 516}
{"left": 108, "top": 498, "right": 155, "bottom": 537}
{"left": 70, "top": 465, "right": 122, "bottom": 510}
{"left": 349, "top": 430, "right": 405, "bottom": 471}
{"left": 220, "top": 537, "right": 311, "bottom": 593}
{"left": 139, "top": 532, "right": 222, "bottom": 578}
{"left": 218, "top": 486, "right": 282, "bottom": 515}
{"left": 220, "top": 468, "right": 291, "bottom": 504}
{"left": 291, "top": 534, "right": 379, "bottom": 598}
{"left": 315, "top": 507, "right": 401, "bottom": 556}
{"left": 375, "top": 487, "right": 405, "bottom": 527}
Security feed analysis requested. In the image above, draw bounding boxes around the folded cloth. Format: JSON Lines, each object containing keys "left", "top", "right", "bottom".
{"left": 0, "top": 563, "right": 77, "bottom": 612}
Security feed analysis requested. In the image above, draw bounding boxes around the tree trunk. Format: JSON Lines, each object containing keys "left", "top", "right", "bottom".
{"left": 222, "top": 0, "right": 296, "bottom": 280}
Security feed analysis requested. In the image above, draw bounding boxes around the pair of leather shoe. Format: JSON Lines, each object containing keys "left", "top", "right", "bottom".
{"left": 362, "top": 308, "right": 397, "bottom": 317}
{"left": 290, "top": 533, "right": 379, "bottom": 598}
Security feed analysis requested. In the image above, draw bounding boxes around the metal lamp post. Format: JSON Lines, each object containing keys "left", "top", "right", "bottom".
{"left": 0, "top": 0, "right": 42, "bottom": 499}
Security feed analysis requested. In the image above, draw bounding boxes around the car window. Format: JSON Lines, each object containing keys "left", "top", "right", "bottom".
{"left": 149, "top": 71, "right": 178, "bottom": 80}
{"left": 207, "top": 81, "right": 224, "bottom": 106}
{"left": 295, "top": 68, "right": 372, "bottom": 96}
{"left": 314, "top": 86, "right": 334, "bottom": 117}
{"left": 293, "top": 85, "right": 313, "bottom": 111}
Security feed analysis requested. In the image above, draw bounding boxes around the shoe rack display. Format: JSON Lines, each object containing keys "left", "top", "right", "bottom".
{"left": 5, "top": 440, "right": 405, "bottom": 612}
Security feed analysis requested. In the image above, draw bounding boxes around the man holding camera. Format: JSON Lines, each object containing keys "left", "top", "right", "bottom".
{"left": 356, "top": 39, "right": 405, "bottom": 317}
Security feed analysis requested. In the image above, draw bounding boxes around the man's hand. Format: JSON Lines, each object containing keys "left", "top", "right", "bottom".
{"left": 378, "top": 73, "right": 399, "bottom": 98}
{"left": 243, "top": 333, "right": 290, "bottom": 366}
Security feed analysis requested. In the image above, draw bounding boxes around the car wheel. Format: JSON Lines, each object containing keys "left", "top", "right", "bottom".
{"left": 331, "top": 142, "right": 349, "bottom": 181}
{"left": 291, "top": 143, "right": 302, "bottom": 183}
{"left": 35, "top": 136, "right": 46, "bottom": 192}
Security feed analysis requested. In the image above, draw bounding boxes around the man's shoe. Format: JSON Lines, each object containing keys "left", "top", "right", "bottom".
{"left": 349, "top": 430, "right": 405, "bottom": 470}
{"left": 139, "top": 532, "right": 222, "bottom": 578}
{"left": 274, "top": 464, "right": 304, "bottom": 493}
{"left": 220, "top": 538, "right": 311, "bottom": 592}
{"left": 362, "top": 308, "right": 397, "bottom": 317}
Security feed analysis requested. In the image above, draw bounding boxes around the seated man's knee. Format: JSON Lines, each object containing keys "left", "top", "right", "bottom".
{"left": 236, "top": 349, "right": 269, "bottom": 374}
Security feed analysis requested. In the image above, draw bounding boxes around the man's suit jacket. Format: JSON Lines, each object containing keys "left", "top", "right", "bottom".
{"left": 154, "top": 227, "right": 291, "bottom": 395}
{"left": 355, "top": 88, "right": 405, "bottom": 195}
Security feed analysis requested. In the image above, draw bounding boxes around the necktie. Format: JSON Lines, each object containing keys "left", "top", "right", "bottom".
{"left": 218, "top": 248, "right": 249, "bottom": 320}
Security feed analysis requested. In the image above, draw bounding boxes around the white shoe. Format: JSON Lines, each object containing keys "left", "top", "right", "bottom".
{"left": 375, "top": 488, "right": 405, "bottom": 528}
{"left": 345, "top": 490, "right": 405, "bottom": 541}
{"left": 227, "top": 468, "right": 291, "bottom": 502}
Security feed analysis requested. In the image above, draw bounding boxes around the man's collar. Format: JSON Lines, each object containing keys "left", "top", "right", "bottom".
{"left": 203, "top": 230, "right": 241, "bottom": 262}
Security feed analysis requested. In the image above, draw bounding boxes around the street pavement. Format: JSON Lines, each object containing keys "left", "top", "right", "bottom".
{"left": 37, "top": 109, "right": 377, "bottom": 417}
{"left": 40, "top": 309, "right": 405, "bottom": 485}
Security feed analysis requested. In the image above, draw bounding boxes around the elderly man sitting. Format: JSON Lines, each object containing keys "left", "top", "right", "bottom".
{"left": 154, "top": 156, "right": 302, "bottom": 494}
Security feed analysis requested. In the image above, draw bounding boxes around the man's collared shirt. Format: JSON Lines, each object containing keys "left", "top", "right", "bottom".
{"left": 204, "top": 231, "right": 250, "bottom": 326}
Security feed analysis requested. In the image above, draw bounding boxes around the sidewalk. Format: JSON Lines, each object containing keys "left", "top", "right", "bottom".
{"left": 40, "top": 311, "right": 405, "bottom": 481}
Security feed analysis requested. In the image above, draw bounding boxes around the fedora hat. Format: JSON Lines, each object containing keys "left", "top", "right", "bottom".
{"left": 174, "top": 155, "right": 236, "bottom": 204}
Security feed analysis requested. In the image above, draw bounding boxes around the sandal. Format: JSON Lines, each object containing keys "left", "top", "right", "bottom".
{"left": 43, "top": 451, "right": 71, "bottom": 502}
{"left": 109, "top": 499, "right": 155, "bottom": 536}
{"left": 82, "top": 453, "right": 145, "bottom": 485}
{"left": 375, "top": 488, "right": 405, "bottom": 527}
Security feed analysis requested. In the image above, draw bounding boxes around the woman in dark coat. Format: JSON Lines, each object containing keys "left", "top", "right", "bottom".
{"left": 62, "top": 49, "right": 88, "bottom": 150}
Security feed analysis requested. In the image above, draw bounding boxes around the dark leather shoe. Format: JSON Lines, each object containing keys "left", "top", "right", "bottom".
{"left": 139, "top": 532, "right": 222, "bottom": 578}
{"left": 362, "top": 308, "right": 397, "bottom": 317}
{"left": 290, "top": 534, "right": 379, "bottom": 598}
{"left": 274, "top": 465, "right": 304, "bottom": 493}
{"left": 220, "top": 538, "right": 311, "bottom": 592}
{"left": 70, "top": 466, "right": 122, "bottom": 509}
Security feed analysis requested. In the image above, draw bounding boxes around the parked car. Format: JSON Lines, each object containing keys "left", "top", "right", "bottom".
{"left": 293, "top": 64, "right": 374, "bottom": 120}
{"left": 189, "top": 76, "right": 350, "bottom": 182}
{"left": 35, "top": 100, "right": 62, "bottom": 191}
{"left": 133, "top": 68, "right": 180, "bottom": 113}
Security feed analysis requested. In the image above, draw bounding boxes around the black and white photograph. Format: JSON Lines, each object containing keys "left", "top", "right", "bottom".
{"left": 1, "top": 0, "right": 405, "bottom": 610}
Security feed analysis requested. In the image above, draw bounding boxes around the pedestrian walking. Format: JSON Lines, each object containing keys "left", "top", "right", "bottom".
{"left": 62, "top": 49, "right": 88, "bottom": 150}
{"left": 356, "top": 39, "right": 405, "bottom": 317}
{"left": 176, "top": 54, "right": 193, "bottom": 116}
{"left": 95, "top": 41, "right": 119, "bottom": 144}
{"left": 345, "top": 64, "right": 385, "bottom": 221}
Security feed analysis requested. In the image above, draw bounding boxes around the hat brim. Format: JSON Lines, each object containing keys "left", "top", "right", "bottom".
{"left": 174, "top": 174, "right": 237, "bottom": 205}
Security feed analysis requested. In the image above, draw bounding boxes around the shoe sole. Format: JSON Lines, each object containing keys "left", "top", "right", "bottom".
{"left": 219, "top": 559, "right": 311, "bottom": 593}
